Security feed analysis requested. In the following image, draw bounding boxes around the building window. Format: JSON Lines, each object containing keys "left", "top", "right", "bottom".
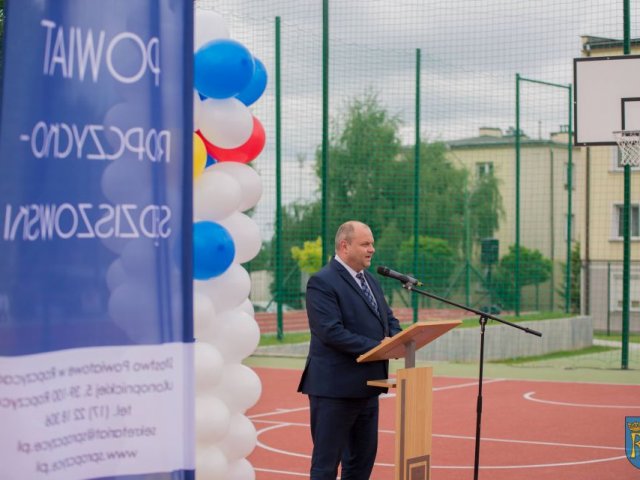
{"left": 609, "top": 272, "right": 640, "bottom": 311}
{"left": 613, "top": 203, "right": 640, "bottom": 238}
{"left": 476, "top": 162, "right": 493, "bottom": 177}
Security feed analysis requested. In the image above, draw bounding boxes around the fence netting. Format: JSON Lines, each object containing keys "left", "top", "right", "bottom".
{"left": 198, "top": 0, "right": 640, "bottom": 368}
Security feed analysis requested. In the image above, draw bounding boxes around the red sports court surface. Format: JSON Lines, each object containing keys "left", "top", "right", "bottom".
{"left": 247, "top": 367, "right": 640, "bottom": 479}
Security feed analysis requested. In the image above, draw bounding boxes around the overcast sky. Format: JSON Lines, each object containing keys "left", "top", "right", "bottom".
{"left": 196, "top": 0, "right": 639, "bottom": 237}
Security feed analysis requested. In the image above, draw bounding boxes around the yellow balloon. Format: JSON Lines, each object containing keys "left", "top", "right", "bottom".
{"left": 193, "top": 134, "right": 207, "bottom": 179}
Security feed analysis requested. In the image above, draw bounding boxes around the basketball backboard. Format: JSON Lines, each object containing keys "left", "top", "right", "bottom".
{"left": 574, "top": 55, "right": 640, "bottom": 146}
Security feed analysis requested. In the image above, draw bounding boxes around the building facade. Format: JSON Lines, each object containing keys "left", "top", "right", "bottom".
{"left": 446, "top": 36, "right": 640, "bottom": 333}
{"left": 580, "top": 36, "right": 640, "bottom": 333}
{"left": 447, "top": 127, "right": 582, "bottom": 313}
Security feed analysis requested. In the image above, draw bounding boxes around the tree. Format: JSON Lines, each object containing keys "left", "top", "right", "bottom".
{"left": 269, "top": 92, "right": 504, "bottom": 307}
{"left": 468, "top": 172, "right": 504, "bottom": 241}
{"left": 317, "top": 91, "right": 405, "bottom": 239}
{"left": 397, "top": 236, "right": 457, "bottom": 294}
{"left": 270, "top": 201, "right": 322, "bottom": 308}
{"left": 317, "top": 92, "right": 473, "bottom": 251}
{"left": 493, "top": 245, "right": 552, "bottom": 310}
{"left": 556, "top": 242, "right": 581, "bottom": 313}
{"left": 291, "top": 237, "right": 322, "bottom": 274}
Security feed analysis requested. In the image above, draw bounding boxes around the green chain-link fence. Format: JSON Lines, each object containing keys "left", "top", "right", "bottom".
{"left": 197, "top": 0, "right": 640, "bottom": 369}
{"left": 0, "top": 0, "right": 636, "bottom": 366}
{"left": 1, "top": 1, "right": 598, "bottom": 368}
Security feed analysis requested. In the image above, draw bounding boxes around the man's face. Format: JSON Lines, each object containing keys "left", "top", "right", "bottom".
{"left": 342, "top": 225, "right": 375, "bottom": 272}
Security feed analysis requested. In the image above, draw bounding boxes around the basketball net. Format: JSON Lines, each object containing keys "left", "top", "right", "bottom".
{"left": 613, "top": 130, "right": 640, "bottom": 167}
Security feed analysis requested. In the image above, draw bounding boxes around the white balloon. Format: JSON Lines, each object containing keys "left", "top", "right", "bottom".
{"left": 194, "top": 291, "right": 218, "bottom": 338}
{"left": 196, "top": 313, "right": 220, "bottom": 345}
{"left": 199, "top": 98, "right": 253, "bottom": 149}
{"left": 120, "top": 237, "right": 162, "bottom": 280}
{"left": 209, "top": 162, "right": 263, "bottom": 212}
{"left": 218, "top": 413, "right": 257, "bottom": 461}
{"left": 217, "top": 212, "right": 262, "bottom": 264}
{"left": 212, "top": 311, "right": 260, "bottom": 363}
{"left": 193, "top": 170, "right": 242, "bottom": 221}
{"left": 236, "top": 299, "right": 255, "bottom": 317}
{"left": 196, "top": 444, "right": 228, "bottom": 480}
{"left": 196, "top": 264, "right": 251, "bottom": 313}
{"left": 195, "top": 395, "right": 231, "bottom": 444}
{"left": 194, "top": 90, "right": 204, "bottom": 130}
{"left": 226, "top": 459, "right": 255, "bottom": 480}
{"left": 214, "top": 364, "right": 262, "bottom": 414}
{"left": 99, "top": 235, "right": 129, "bottom": 255}
{"left": 194, "top": 342, "right": 224, "bottom": 393}
{"left": 108, "top": 282, "right": 174, "bottom": 341}
{"left": 101, "top": 158, "right": 152, "bottom": 205}
{"left": 196, "top": 318, "right": 220, "bottom": 345}
{"left": 103, "top": 102, "right": 151, "bottom": 150}
{"left": 106, "top": 259, "right": 126, "bottom": 291}
{"left": 194, "top": 10, "right": 230, "bottom": 51}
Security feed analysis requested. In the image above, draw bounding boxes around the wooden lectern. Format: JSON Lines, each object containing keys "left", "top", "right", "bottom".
{"left": 357, "top": 320, "right": 461, "bottom": 480}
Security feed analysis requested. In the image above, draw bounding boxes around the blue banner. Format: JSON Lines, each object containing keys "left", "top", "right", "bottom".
{"left": 0, "top": 1, "right": 194, "bottom": 479}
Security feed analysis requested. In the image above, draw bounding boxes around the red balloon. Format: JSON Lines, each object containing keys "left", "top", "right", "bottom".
{"left": 201, "top": 116, "right": 266, "bottom": 164}
{"left": 195, "top": 130, "right": 212, "bottom": 154}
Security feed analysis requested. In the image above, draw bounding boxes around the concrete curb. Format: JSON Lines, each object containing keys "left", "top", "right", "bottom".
{"left": 254, "top": 316, "right": 593, "bottom": 362}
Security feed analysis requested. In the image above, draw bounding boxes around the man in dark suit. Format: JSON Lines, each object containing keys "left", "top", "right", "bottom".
{"left": 298, "top": 220, "right": 402, "bottom": 480}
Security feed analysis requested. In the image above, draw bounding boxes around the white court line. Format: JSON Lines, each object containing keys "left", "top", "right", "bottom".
{"left": 251, "top": 377, "right": 635, "bottom": 476}
{"left": 524, "top": 391, "right": 640, "bottom": 409}
{"left": 254, "top": 467, "right": 309, "bottom": 477}
{"left": 249, "top": 381, "right": 637, "bottom": 423}
{"left": 255, "top": 422, "right": 626, "bottom": 470}
{"left": 249, "top": 379, "right": 491, "bottom": 419}
{"left": 432, "top": 455, "right": 629, "bottom": 470}
{"left": 254, "top": 419, "right": 309, "bottom": 427}
{"left": 434, "top": 378, "right": 505, "bottom": 391}
{"left": 382, "top": 378, "right": 506, "bottom": 398}
{"left": 249, "top": 406, "right": 310, "bottom": 419}
{"left": 255, "top": 456, "right": 630, "bottom": 476}
{"left": 256, "top": 423, "right": 311, "bottom": 459}
{"left": 433, "top": 433, "right": 623, "bottom": 451}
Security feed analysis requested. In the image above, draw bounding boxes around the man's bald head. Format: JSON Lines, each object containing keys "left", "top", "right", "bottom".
{"left": 335, "top": 221, "right": 375, "bottom": 271}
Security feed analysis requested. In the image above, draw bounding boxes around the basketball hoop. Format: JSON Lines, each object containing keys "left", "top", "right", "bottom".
{"left": 613, "top": 130, "right": 640, "bottom": 167}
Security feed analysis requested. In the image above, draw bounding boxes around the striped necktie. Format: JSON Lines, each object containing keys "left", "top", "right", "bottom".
{"left": 356, "top": 272, "right": 378, "bottom": 312}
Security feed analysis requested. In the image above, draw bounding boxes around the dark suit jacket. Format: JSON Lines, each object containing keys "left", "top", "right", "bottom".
{"left": 297, "top": 258, "right": 402, "bottom": 398}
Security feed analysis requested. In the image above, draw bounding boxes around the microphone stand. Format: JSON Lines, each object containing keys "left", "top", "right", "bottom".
{"left": 400, "top": 281, "right": 542, "bottom": 480}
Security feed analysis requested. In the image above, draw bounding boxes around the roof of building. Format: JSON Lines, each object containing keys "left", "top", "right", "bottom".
{"left": 446, "top": 132, "right": 564, "bottom": 149}
{"left": 581, "top": 35, "right": 640, "bottom": 51}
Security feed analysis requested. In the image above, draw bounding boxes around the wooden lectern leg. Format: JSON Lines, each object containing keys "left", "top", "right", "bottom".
{"left": 395, "top": 366, "right": 432, "bottom": 480}
{"left": 360, "top": 321, "right": 460, "bottom": 478}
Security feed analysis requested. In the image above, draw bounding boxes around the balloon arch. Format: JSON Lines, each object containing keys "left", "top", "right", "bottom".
{"left": 192, "top": 8, "right": 267, "bottom": 480}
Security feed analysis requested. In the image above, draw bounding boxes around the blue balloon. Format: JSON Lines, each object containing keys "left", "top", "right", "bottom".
{"left": 194, "top": 39, "right": 255, "bottom": 99}
{"left": 193, "top": 221, "right": 235, "bottom": 280}
{"left": 205, "top": 154, "right": 217, "bottom": 167}
{"left": 235, "top": 58, "right": 268, "bottom": 106}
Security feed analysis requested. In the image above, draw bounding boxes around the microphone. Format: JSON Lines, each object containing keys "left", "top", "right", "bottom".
{"left": 376, "top": 266, "right": 423, "bottom": 286}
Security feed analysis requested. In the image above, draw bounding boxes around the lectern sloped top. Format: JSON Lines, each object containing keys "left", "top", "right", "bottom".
{"left": 357, "top": 319, "right": 461, "bottom": 363}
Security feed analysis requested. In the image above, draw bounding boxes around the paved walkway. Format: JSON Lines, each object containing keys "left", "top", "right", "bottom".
{"left": 594, "top": 338, "right": 640, "bottom": 349}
